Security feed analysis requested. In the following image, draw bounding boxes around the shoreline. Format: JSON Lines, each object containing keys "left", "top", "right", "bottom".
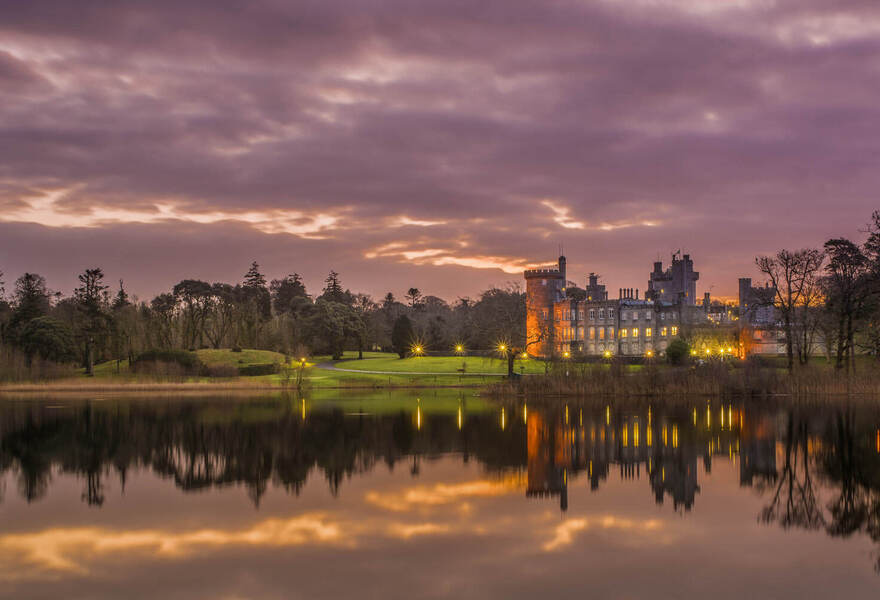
{"left": 0, "top": 381, "right": 487, "bottom": 394}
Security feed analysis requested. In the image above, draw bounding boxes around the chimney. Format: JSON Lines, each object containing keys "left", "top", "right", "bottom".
{"left": 558, "top": 256, "right": 567, "bottom": 281}
{"left": 636, "top": 289, "right": 639, "bottom": 300}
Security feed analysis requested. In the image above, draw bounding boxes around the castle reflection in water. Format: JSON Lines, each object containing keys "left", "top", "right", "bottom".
{"left": 523, "top": 402, "right": 778, "bottom": 512}
{"left": 0, "top": 395, "right": 878, "bottom": 518}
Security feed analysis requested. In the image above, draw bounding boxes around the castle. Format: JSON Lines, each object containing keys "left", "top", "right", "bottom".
{"left": 524, "top": 253, "right": 750, "bottom": 358}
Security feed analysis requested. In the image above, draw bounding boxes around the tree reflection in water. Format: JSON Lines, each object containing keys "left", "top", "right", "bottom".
{"left": 2, "top": 395, "right": 880, "bottom": 569}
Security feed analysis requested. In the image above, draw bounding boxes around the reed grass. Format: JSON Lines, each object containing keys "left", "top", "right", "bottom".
{"left": 488, "top": 361, "right": 880, "bottom": 399}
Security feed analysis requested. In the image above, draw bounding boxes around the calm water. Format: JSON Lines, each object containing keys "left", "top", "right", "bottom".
{"left": 2, "top": 392, "right": 880, "bottom": 599}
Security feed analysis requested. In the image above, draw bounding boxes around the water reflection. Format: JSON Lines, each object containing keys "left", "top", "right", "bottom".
{"left": 2, "top": 394, "right": 880, "bottom": 588}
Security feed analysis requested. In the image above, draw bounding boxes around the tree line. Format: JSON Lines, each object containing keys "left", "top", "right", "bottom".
{"left": 0, "top": 261, "right": 526, "bottom": 378}
{"left": 755, "top": 211, "right": 880, "bottom": 373}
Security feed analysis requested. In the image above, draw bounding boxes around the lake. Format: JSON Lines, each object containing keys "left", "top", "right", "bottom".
{"left": 1, "top": 392, "right": 879, "bottom": 599}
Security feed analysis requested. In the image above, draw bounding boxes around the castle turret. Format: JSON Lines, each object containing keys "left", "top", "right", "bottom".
{"left": 524, "top": 256, "right": 566, "bottom": 357}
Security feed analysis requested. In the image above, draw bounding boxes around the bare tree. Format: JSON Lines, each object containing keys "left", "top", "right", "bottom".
{"left": 756, "top": 248, "right": 824, "bottom": 372}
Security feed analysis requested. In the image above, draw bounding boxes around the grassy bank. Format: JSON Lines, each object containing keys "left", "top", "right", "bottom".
{"left": 0, "top": 350, "right": 516, "bottom": 392}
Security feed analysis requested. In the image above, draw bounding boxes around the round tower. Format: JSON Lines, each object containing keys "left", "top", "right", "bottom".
{"left": 524, "top": 256, "right": 566, "bottom": 357}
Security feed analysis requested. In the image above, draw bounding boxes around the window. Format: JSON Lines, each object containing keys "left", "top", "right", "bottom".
{"left": 621, "top": 311, "right": 627, "bottom": 321}
{"left": 661, "top": 327, "right": 668, "bottom": 337}
{"left": 646, "top": 327, "right": 652, "bottom": 338}
{"left": 661, "top": 312, "right": 665, "bottom": 320}
{"left": 599, "top": 308, "right": 605, "bottom": 319}
{"left": 600, "top": 327, "right": 605, "bottom": 340}
{"left": 632, "top": 312, "right": 638, "bottom": 320}
{"left": 542, "top": 309, "right": 549, "bottom": 319}
{"left": 608, "top": 308, "right": 615, "bottom": 319}
{"left": 621, "top": 328, "right": 628, "bottom": 338}
{"left": 671, "top": 326, "right": 678, "bottom": 336}
{"left": 589, "top": 327, "right": 595, "bottom": 340}
{"left": 632, "top": 328, "right": 639, "bottom": 338}
{"left": 589, "top": 309, "right": 595, "bottom": 320}
{"left": 608, "top": 327, "right": 614, "bottom": 339}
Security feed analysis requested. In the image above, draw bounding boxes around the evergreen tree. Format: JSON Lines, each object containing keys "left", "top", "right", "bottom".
{"left": 241, "top": 261, "right": 271, "bottom": 323}
{"left": 6, "top": 273, "right": 50, "bottom": 344}
{"left": 320, "top": 270, "right": 351, "bottom": 305}
{"left": 391, "top": 314, "right": 415, "bottom": 358}
{"left": 270, "top": 273, "right": 309, "bottom": 314}
{"left": 112, "top": 279, "right": 131, "bottom": 309}
{"left": 74, "top": 268, "right": 110, "bottom": 375}
{"left": 243, "top": 261, "right": 267, "bottom": 289}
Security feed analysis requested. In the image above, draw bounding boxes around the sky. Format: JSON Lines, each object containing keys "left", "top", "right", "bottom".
{"left": 1, "top": 0, "right": 878, "bottom": 303}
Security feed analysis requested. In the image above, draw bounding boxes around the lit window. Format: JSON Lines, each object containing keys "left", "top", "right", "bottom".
{"left": 589, "top": 327, "right": 595, "bottom": 340}
{"left": 608, "top": 327, "right": 614, "bottom": 339}
{"left": 621, "top": 329, "right": 628, "bottom": 338}
{"left": 661, "top": 327, "right": 668, "bottom": 336}
{"left": 646, "top": 328, "right": 652, "bottom": 338}
{"left": 671, "top": 326, "right": 678, "bottom": 336}
{"left": 600, "top": 328, "right": 606, "bottom": 340}
{"left": 632, "top": 328, "right": 639, "bottom": 338}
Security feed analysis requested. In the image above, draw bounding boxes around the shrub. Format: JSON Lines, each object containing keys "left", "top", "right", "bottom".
{"left": 666, "top": 339, "right": 690, "bottom": 366}
{"left": 204, "top": 364, "right": 239, "bottom": 378}
{"left": 238, "top": 362, "right": 280, "bottom": 376}
{"left": 132, "top": 350, "right": 202, "bottom": 375}
{"left": 231, "top": 347, "right": 243, "bottom": 353}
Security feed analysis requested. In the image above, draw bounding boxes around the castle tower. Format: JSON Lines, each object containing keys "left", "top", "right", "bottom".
{"left": 524, "top": 256, "right": 566, "bottom": 357}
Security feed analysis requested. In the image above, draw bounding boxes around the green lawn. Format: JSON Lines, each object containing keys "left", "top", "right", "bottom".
{"left": 196, "top": 348, "right": 287, "bottom": 367}
{"left": 78, "top": 350, "right": 531, "bottom": 389}
{"left": 332, "top": 354, "right": 547, "bottom": 375}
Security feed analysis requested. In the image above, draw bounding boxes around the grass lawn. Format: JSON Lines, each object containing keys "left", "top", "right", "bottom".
{"left": 332, "top": 353, "right": 548, "bottom": 375}
{"left": 196, "top": 348, "right": 287, "bottom": 366}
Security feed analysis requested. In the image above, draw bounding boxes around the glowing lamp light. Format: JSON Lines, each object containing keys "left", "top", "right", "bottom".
{"left": 521, "top": 352, "right": 528, "bottom": 359}
{"left": 646, "top": 350, "right": 654, "bottom": 358}
{"left": 705, "top": 349, "right": 711, "bottom": 355}
{"left": 603, "top": 350, "right": 612, "bottom": 358}
{"left": 563, "top": 351, "right": 571, "bottom": 358}
{"left": 455, "top": 344, "right": 464, "bottom": 353}
{"left": 412, "top": 345, "right": 424, "bottom": 356}
{"left": 690, "top": 349, "right": 698, "bottom": 356}
{"left": 498, "top": 344, "right": 507, "bottom": 352}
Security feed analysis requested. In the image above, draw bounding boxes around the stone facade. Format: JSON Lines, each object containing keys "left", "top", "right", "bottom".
{"left": 524, "top": 256, "right": 566, "bottom": 357}
{"left": 647, "top": 253, "right": 699, "bottom": 305}
{"left": 525, "top": 254, "right": 724, "bottom": 358}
